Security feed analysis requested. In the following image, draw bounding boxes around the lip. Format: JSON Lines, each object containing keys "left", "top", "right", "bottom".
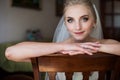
{"left": 74, "top": 31, "right": 85, "bottom": 35}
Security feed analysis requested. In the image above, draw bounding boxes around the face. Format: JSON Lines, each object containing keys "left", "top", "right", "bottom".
{"left": 64, "top": 5, "right": 95, "bottom": 41}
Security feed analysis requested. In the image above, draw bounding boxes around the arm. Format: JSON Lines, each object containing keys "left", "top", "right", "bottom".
{"left": 99, "top": 39, "right": 120, "bottom": 56}
{"left": 5, "top": 41, "right": 95, "bottom": 62}
{"left": 5, "top": 42, "right": 63, "bottom": 62}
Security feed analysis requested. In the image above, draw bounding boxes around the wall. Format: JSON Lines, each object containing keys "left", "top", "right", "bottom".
{"left": 0, "top": 0, "right": 100, "bottom": 43}
{"left": 0, "top": 0, "right": 60, "bottom": 43}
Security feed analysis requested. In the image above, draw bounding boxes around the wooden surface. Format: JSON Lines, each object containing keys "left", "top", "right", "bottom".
{"left": 31, "top": 52, "right": 120, "bottom": 80}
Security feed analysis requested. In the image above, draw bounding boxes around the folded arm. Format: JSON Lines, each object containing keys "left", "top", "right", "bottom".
{"left": 99, "top": 39, "right": 120, "bottom": 56}
{"left": 5, "top": 42, "right": 63, "bottom": 62}
{"left": 5, "top": 42, "right": 97, "bottom": 62}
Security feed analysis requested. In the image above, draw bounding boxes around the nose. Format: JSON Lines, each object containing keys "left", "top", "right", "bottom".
{"left": 75, "top": 22, "right": 81, "bottom": 30}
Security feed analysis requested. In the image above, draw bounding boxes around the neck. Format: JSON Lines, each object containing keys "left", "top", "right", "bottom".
{"left": 70, "top": 36, "right": 97, "bottom": 43}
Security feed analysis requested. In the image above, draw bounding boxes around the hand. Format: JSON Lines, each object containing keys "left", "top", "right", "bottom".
{"left": 60, "top": 42, "right": 101, "bottom": 55}
{"left": 80, "top": 42, "right": 101, "bottom": 52}
{"left": 60, "top": 50, "right": 87, "bottom": 55}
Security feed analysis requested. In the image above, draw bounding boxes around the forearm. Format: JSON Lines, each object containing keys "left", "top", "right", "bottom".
{"left": 99, "top": 44, "right": 120, "bottom": 56}
{"left": 5, "top": 42, "right": 63, "bottom": 62}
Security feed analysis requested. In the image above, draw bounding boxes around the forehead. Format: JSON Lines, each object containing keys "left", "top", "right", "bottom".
{"left": 65, "top": 5, "right": 92, "bottom": 18}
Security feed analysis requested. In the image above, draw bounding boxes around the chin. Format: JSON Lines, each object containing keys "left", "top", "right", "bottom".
{"left": 74, "top": 36, "right": 86, "bottom": 41}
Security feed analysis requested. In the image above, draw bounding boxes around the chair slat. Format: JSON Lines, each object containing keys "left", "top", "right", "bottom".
{"left": 98, "top": 71, "right": 106, "bottom": 80}
{"left": 83, "top": 72, "right": 90, "bottom": 80}
{"left": 48, "top": 72, "right": 56, "bottom": 80}
{"left": 31, "top": 58, "right": 40, "bottom": 80}
{"left": 65, "top": 72, "right": 73, "bottom": 80}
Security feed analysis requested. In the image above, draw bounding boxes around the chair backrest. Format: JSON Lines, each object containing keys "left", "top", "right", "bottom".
{"left": 31, "top": 52, "right": 120, "bottom": 80}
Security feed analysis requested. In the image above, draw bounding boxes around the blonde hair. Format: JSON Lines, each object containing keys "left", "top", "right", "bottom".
{"left": 64, "top": 0, "right": 97, "bottom": 22}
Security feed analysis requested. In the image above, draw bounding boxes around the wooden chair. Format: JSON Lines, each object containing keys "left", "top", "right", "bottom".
{"left": 31, "top": 52, "right": 120, "bottom": 80}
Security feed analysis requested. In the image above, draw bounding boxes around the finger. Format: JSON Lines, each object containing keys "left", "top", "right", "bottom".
{"left": 83, "top": 42, "right": 101, "bottom": 47}
{"left": 80, "top": 45, "right": 99, "bottom": 51}
{"left": 83, "top": 50, "right": 93, "bottom": 55}
{"left": 61, "top": 50, "right": 81, "bottom": 54}
{"left": 61, "top": 51, "right": 69, "bottom": 54}
{"left": 68, "top": 51, "right": 84, "bottom": 55}
{"left": 86, "top": 49, "right": 98, "bottom": 53}
{"left": 79, "top": 48, "right": 93, "bottom": 55}
{"left": 63, "top": 49, "right": 93, "bottom": 55}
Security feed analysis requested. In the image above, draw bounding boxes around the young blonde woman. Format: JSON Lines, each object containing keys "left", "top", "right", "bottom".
{"left": 5, "top": 0, "right": 120, "bottom": 80}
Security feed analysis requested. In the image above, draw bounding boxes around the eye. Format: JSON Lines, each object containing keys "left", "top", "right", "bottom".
{"left": 82, "top": 17, "right": 89, "bottom": 22}
{"left": 67, "top": 18, "right": 73, "bottom": 23}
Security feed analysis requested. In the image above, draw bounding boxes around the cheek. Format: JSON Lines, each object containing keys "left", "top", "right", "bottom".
{"left": 65, "top": 23, "right": 74, "bottom": 31}
{"left": 86, "top": 25, "right": 93, "bottom": 30}
{"left": 83, "top": 22, "right": 94, "bottom": 31}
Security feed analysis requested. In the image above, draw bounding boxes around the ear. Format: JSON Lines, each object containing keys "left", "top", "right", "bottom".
{"left": 93, "top": 23, "right": 96, "bottom": 28}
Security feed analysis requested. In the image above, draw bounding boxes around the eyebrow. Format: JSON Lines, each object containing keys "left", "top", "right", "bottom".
{"left": 65, "top": 17, "right": 73, "bottom": 19}
{"left": 81, "top": 15, "right": 89, "bottom": 18}
{"left": 65, "top": 15, "right": 89, "bottom": 19}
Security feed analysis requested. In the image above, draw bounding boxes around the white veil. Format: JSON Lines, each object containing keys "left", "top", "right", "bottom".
{"left": 46, "top": 4, "right": 103, "bottom": 80}
{"left": 53, "top": 4, "right": 103, "bottom": 42}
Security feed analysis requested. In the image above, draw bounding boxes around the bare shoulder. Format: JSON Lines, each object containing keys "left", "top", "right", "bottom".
{"left": 100, "top": 39, "right": 119, "bottom": 44}
{"left": 62, "top": 37, "right": 75, "bottom": 43}
{"left": 63, "top": 39, "right": 72, "bottom": 43}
